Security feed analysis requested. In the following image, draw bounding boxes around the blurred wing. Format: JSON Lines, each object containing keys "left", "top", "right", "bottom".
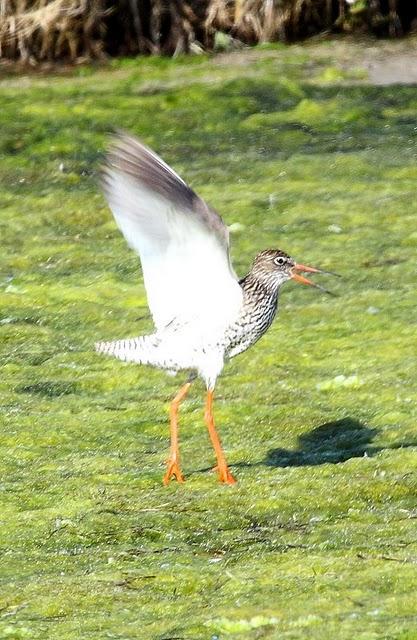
{"left": 101, "top": 132, "right": 242, "bottom": 331}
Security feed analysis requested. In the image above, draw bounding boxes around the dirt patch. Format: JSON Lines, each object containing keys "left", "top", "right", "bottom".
{"left": 216, "top": 36, "right": 417, "bottom": 85}
{"left": 327, "top": 38, "right": 417, "bottom": 85}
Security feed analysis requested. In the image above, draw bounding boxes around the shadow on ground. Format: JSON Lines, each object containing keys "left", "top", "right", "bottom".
{"left": 264, "top": 417, "right": 416, "bottom": 467}
{"left": 198, "top": 417, "right": 417, "bottom": 475}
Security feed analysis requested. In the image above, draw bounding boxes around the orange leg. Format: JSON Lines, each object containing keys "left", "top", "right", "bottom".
{"left": 163, "top": 381, "right": 191, "bottom": 485}
{"left": 204, "top": 390, "right": 236, "bottom": 485}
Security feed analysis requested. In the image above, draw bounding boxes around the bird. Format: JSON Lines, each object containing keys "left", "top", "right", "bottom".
{"left": 96, "top": 132, "right": 336, "bottom": 486}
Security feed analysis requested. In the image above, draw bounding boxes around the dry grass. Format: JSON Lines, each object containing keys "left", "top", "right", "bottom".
{"left": 0, "top": 0, "right": 108, "bottom": 63}
{"left": 0, "top": 0, "right": 412, "bottom": 63}
{"left": 205, "top": 0, "right": 326, "bottom": 43}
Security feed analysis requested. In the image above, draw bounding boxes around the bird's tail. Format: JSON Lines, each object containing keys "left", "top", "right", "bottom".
{"left": 95, "top": 334, "right": 162, "bottom": 365}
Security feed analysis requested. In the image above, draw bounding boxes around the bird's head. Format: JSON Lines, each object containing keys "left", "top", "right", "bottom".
{"left": 251, "top": 249, "right": 337, "bottom": 294}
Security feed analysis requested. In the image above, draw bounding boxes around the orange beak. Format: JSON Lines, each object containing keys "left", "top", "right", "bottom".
{"left": 291, "top": 263, "right": 339, "bottom": 295}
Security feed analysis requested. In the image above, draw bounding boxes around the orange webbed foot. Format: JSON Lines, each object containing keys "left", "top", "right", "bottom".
{"left": 163, "top": 459, "right": 185, "bottom": 485}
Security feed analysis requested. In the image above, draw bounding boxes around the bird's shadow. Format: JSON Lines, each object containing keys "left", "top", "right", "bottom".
{"left": 197, "top": 417, "right": 417, "bottom": 475}
{"left": 262, "top": 416, "right": 415, "bottom": 468}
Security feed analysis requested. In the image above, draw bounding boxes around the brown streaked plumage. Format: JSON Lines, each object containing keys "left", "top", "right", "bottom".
{"left": 96, "top": 132, "right": 337, "bottom": 485}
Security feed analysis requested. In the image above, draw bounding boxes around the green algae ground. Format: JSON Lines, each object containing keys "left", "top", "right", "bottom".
{"left": 1, "top": 40, "right": 417, "bottom": 639}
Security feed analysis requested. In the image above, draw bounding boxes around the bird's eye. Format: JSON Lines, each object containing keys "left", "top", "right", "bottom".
{"left": 274, "top": 257, "right": 286, "bottom": 266}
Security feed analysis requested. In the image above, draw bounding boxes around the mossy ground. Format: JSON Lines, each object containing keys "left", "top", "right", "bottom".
{"left": 1, "top": 40, "right": 417, "bottom": 639}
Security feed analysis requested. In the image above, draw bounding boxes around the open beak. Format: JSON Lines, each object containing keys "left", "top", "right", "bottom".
{"left": 291, "top": 263, "right": 339, "bottom": 296}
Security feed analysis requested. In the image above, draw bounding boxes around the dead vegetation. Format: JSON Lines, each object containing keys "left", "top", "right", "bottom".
{"left": 0, "top": 0, "right": 108, "bottom": 63}
{"left": 0, "top": 0, "right": 415, "bottom": 64}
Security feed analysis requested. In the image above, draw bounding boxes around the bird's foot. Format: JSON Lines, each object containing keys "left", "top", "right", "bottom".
{"left": 163, "top": 459, "right": 185, "bottom": 485}
{"left": 212, "top": 464, "right": 237, "bottom": 485}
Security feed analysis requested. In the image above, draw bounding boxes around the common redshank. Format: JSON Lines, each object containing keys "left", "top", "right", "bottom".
{"left": 96, "top": 132, "right": 336, "bottom": 485}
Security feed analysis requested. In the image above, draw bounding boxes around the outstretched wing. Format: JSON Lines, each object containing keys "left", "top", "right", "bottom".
{"left": 101, "top": 132, "right": 242, "bottom": 331}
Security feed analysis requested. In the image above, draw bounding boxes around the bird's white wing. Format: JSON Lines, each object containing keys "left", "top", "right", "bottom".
{"left": 101, "top": 132, "right": 243, "bottom": 331}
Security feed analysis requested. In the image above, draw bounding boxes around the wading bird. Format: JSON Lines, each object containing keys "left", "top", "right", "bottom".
{"left": 96, "top": 132, "right": 336, "bottom": 485}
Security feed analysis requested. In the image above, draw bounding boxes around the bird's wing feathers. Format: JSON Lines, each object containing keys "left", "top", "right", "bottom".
{"left": 101, "top": 133, "right": 242, "bottom": 331}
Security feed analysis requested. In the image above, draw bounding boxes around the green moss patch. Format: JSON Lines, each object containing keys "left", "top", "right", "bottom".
{"left": 1, "top": 42, "right": 417, "bottom": 639}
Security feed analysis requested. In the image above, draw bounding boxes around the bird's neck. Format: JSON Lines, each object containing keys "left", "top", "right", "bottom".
{"left": 223, "top": 272, "right": 281, "bottom": 361}
{"left": 239, "top": 272, "right": 281, "bottom": 307}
